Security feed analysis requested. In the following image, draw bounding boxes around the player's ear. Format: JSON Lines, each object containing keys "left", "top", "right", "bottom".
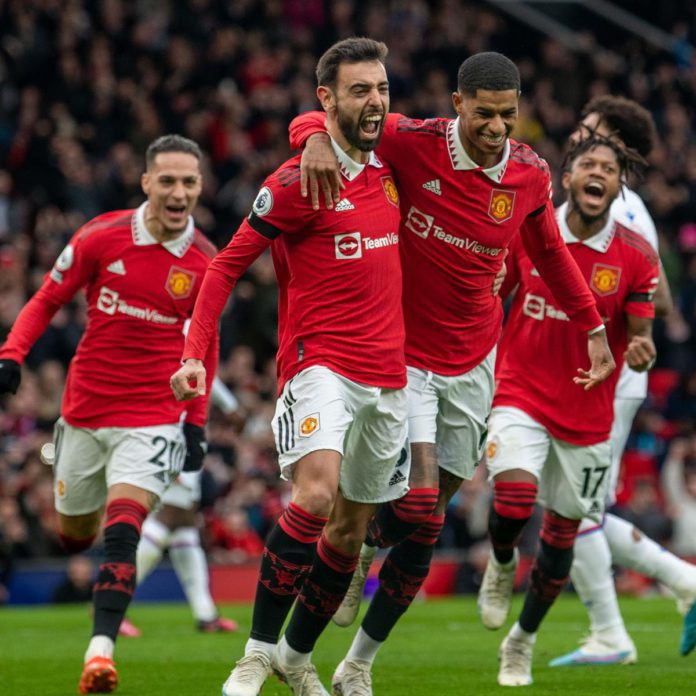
{"left": 141, "top": 172, "right": 150, "bottom": 195}
{"left": 317, "top": 85, "right": 336, "bottom": 114}
{"left": 451, "top": 91, "right": 463, "bottom": 116}
{"left": 562, "top": 170, "right": 571, "bottom": 193}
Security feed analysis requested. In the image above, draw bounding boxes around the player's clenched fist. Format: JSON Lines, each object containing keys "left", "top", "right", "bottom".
{"left": 624, "top": 334, "right": 656, "bottom": 372}
{"left": 170, "top": 358, "right": 206, "bottom": 401}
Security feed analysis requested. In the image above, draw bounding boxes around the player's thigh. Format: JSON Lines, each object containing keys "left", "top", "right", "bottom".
{"left": 272, "top": 366, "right": 354, "bottom": 484}
{"left": 607, "top": 397, "right": 642, "bottom": 501}
{"left": 406, "top": 366, "right": 439, "bottom": 445}
{"left": 540, "top": 438, "right": 612, "bottom": 522}
{"left": 485, "top": 406, "right": 550, "bottom": 482}
{"left": 159, "top": 470, "right": 201, "bottom": 511}
{"left": 106, "top": 423, "right": 186, "bottom": 501}
{"left": 435, "top": 349, "right": 496, "bottom": 480}
{"left": 52, "top": 418, "right": 109, "bottom": 516}
{"left": 341, "top": 385, "right": 409, "bottom": 504}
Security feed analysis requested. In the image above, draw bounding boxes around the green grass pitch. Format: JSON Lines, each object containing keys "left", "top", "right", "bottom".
{"left": 2, "top": 595, "right": 694, "bottom": 695}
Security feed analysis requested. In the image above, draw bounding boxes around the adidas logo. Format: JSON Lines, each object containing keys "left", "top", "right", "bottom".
{"left": 334, "top": 198, "right": 355, "bottom": 211}
{"left": 422, "top": 179, "right": 441, "bottom": 196}
{"left": 107, "top": 259, "right": 126, "bottom": 275}
{"left": 389, "top": 470, "right": 407, "bottom": 487}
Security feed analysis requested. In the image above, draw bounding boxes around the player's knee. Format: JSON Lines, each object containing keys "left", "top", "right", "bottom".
{"left": 492, "top": 480, "right": 538, "bottom": 521}
{"left": 539, "top": 510, "right": 580, "bottom": 552}
{"left": 57, "top": 532, "right": 96, "bottom": 554}
{"left": 391, "top": 487, "right": 439, "bottom": 526}
{"left": 292, "top": 483, "right": 336, "bottom": 519}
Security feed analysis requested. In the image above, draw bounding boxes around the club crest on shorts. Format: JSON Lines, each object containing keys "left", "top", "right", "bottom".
{"left": 381, "top": 176, "right": 399, "bottom": 207}
{"left": 488, "top": 189, "right": 515, "bottom": 224}
{"left": 486, "top": 438, "right": 498, "bottom": 460}
{"left": 591, "top": 263, "right": 621, "bottom": 296}
{"left": 166, "top": 266, "right": 196, "bottom": 299}
{"left": 299, "top": 413, "right": 320, "bottom": 437}
{"left": 56, "top": 479, "right": 66, "bottom": 497}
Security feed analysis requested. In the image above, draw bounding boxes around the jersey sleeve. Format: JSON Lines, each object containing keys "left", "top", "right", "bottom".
{"left": 0, "top": 226, "right": 100, "bottom": 363}
{"left": 499, "top": 235, "right": 524, "bottom": 301}
{"left": 183, "top": 221, "right": 273, "bottom": 361}
{"left": 288, "top": 111, "right": 326, "bottom": 150}
{"left": 625, "top": 250, "right": 659, "bottom": 319}
{"left": 520, "top": 200, "right": 603, "bottom": 332}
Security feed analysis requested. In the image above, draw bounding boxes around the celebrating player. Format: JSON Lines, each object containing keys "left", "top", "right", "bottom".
{"left": 0, "top": 135, "right": 217, "bottom": 693}
{"left": 480, "top": 135, "right": 658, "bottom": 686}
{"left": 170, "top": 37, "right": 408, "bottom": 696}
{"left": 288, "top": 51, "right": 613, "bottom": 694}
{"left": 549, "top": 96, "right": 696, "bottom": 666}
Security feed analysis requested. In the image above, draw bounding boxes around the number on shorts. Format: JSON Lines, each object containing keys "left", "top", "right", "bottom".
{"left": 148, "top": 435, "right": 184, "bottom": 471}
{"left": 580, "top": 465, "right": 609, "bottom": 498}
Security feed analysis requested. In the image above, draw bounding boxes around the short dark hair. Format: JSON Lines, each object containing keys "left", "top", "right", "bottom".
{"left": 145, "top": 134, "right": 202, "bottom": 169}
{"left": 315, "top": 37, "right": 388, "bottom": 90}
{"left": 581, "top": 96, "right": 656, "bottom": 157}
{"left": 457, "top": 52, "right": 520, "bottom": 95}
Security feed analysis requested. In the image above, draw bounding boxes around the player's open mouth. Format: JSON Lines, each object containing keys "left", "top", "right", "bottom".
{"left": 360, "top": 114, "right": 383, "bottom": 136}
{"left": 583, "top": 181, "right": 605, "bottom": 202}
{"left": 166, "top": 205, "right": 187, "bottom": 218}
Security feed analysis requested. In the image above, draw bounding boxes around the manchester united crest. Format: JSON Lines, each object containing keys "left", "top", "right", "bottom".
{"left": 299, "top": 413, "right": 320, "bottom": 437}
{"left": 591, "top": 263, "right": 621, "bottom": 296}
{"left": 381, "top": 176, "right": 399, "bottom": 207}
{"left": 166, "top": 266, "right": 196, "bottom": 299}
{"left": 488, "top": 189, "right": 515, "bottom": 224}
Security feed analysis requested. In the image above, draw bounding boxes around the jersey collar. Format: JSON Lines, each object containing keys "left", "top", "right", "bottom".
{"left": 446, "top": 117, "right": 510, "bottom": 183}
{"left": 132, "top": 202, "right": 194, "bottom": 258}
{"left": 330, "top": 136, "right": 383, "bottom": 181}
{"left": 556, "top": 201, "right": 615, "bottom": 253}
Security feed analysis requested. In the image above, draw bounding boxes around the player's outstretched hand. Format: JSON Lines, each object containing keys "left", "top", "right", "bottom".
{"left": 170, "top": 359, "right": 206, "bottom": 401}
{"left": 0, "top": 359, "right": 21, "bottom": 395}
{"left": 574, "top": 328, "right": 616, "bottom": 391}
{"left": 300, "top": 132, "right": 344, "bottom": 210}
{"left": 624, "top": 334, "right": 656, "bottom": 372}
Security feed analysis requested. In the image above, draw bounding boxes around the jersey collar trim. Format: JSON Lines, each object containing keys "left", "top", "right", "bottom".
{"left": 132, "top": 202, "right": 194, "bottom": 258}
{"left": 556, "top": 201, "right": 615, "bottom": 253}
{"left": 446, "top": 118, "right": 510, "bottom": 182}
{"left": 330, "top": 136, "right": 383, "bottom": 181}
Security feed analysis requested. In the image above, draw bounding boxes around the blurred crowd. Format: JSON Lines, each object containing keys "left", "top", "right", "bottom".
{"left": 1, "top": 0, "right": 695, "bottom": 601}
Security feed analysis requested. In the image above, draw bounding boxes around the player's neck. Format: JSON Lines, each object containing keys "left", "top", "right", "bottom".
{"left": 564, "top": 205, "right": 609, "bottom": 241}
{"left": 327, "top": 124, "right": 370, "bottom": 164}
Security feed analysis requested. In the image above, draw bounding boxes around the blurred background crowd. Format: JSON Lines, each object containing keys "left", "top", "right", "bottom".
{"left": 1, "top": 0, "right": 695, "bottom": 602}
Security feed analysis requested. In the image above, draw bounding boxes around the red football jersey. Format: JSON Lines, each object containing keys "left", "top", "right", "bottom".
{"left": 289, "top": 113, "right": 602, "bottom": 375}
{"left": 0, "top": 204, "right": 218, "bottom": 428}
{"left": 184, "top": 145, "right": 406, "bottom": 392}
{"left": 493, "top": 207, "right": 659, "bottom": 445}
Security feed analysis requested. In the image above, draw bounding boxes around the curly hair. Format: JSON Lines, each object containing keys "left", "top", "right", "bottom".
{"left": 581, "top": 96, "right": 656, "bottom": 158}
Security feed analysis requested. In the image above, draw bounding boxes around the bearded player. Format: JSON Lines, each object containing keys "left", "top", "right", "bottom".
{"left": 482, "top": 134, "right": 658, "bottom": 686}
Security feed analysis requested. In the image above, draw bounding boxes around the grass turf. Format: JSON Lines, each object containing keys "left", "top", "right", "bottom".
{"left": 1, "top": 594, "right": 693, "bottom": 695}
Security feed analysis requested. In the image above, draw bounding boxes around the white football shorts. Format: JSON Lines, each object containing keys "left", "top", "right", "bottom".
{"left": 160, "top": 470, "right": 202, "bottom": 510}
{"left": 406, "top": 346, "right": 496, "bottom": 480}
{"left": 272, "top": 365, "right": 409, "bottom": 504}
{"left": 52, "top": 417, "right": 186, "bottom": 515}
{"left": 486, "top": 406, "right": 611, "bottom": 522}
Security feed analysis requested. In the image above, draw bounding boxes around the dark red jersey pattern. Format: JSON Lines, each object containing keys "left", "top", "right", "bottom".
{"left": 289, "top": 113, "right": 603, "bottom": 375}
{"left": 184, "top": 149, "right": 406, "bottom": 392}
{"left": 0, "top": 205, "right": 218, "bottom": 428}
{"left": 494, "top": 208, "right": 659, "bottom": 445}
